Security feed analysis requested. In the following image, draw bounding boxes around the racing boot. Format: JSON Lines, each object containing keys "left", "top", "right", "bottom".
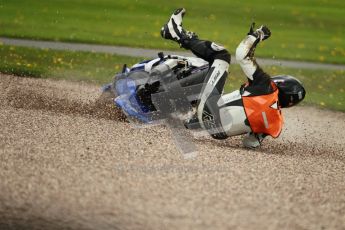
{"left": 161, "top": 8, "right": 198, "bottom": 47}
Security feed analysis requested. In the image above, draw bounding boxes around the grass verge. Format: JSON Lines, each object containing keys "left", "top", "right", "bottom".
{"left": 1, "top": 0, "right": 344, "bottom": 64}
{"left": 1, "top": 45, "right": 344, "bottom": 111}
{"left": 0, "top": 45, "right": 142, "bottom": 83}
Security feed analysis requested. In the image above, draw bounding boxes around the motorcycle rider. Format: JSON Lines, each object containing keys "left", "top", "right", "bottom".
{"left": 161, "top": 8, "right": 306, "bottom": 148}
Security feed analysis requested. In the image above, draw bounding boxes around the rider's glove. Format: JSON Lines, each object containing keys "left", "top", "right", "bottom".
{"left": 248, "top": 23, "right": 271, "bottom": 41}
{"left": 242, "top": 132, "right": 266, "bottom": 149}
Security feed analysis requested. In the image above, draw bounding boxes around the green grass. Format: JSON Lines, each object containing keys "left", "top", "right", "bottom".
{"left": 1, "top": 45, "right": 344, "bottom": 111}
{"left": 1, "top": 0, "right": 344, "bottom": 64}
{"left": 0, "top": 45, "right": 142, "bottom": 83}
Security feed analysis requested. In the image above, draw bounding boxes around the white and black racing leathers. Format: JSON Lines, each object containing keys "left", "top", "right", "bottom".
{"left": 161, "top": 8, "right": 276, "bottom": 148}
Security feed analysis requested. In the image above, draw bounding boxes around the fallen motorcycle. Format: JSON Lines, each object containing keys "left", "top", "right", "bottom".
{"left": 101, "top": 52, "right": 211, "bottom": 124}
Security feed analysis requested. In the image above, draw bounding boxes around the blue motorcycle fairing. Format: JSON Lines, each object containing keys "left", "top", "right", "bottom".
{"left": 129, "top": 59, "right": 152, "bottom": 72}
{"left": 114, "top": 77, "right": 151, "bottom": 123}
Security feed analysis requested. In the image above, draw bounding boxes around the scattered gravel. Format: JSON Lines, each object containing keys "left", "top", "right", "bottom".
{"left": 0, "top": 74, "right": 344, "bottom": 230}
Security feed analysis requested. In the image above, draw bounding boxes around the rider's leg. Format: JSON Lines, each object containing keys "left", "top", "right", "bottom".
{"left": 161, "top": 8, "right": 230, "bottom": 139}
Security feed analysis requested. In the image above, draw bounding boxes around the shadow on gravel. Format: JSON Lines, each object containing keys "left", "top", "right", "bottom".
{"left": 260, "top": 141, "right": 345, "bottom": 162}
{"left": 5, "top": 88, "right": 127, "bottom": 122}
{"left": 0, "top": 219, "right": 77, "bottom": 230}
{"left": 202, "top": 137, "right": 345, "bottom": 162}
{"left": 0, "top": 216, "right": 118, "bottom": 230}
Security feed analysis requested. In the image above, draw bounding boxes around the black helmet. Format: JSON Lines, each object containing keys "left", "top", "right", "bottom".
{"left": 271, "top": 75, "right": 306, "bottom": 108}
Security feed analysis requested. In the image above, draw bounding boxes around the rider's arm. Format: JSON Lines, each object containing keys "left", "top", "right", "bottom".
{"left": 235, "top": 25, "right": 272, "bottom": 93}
